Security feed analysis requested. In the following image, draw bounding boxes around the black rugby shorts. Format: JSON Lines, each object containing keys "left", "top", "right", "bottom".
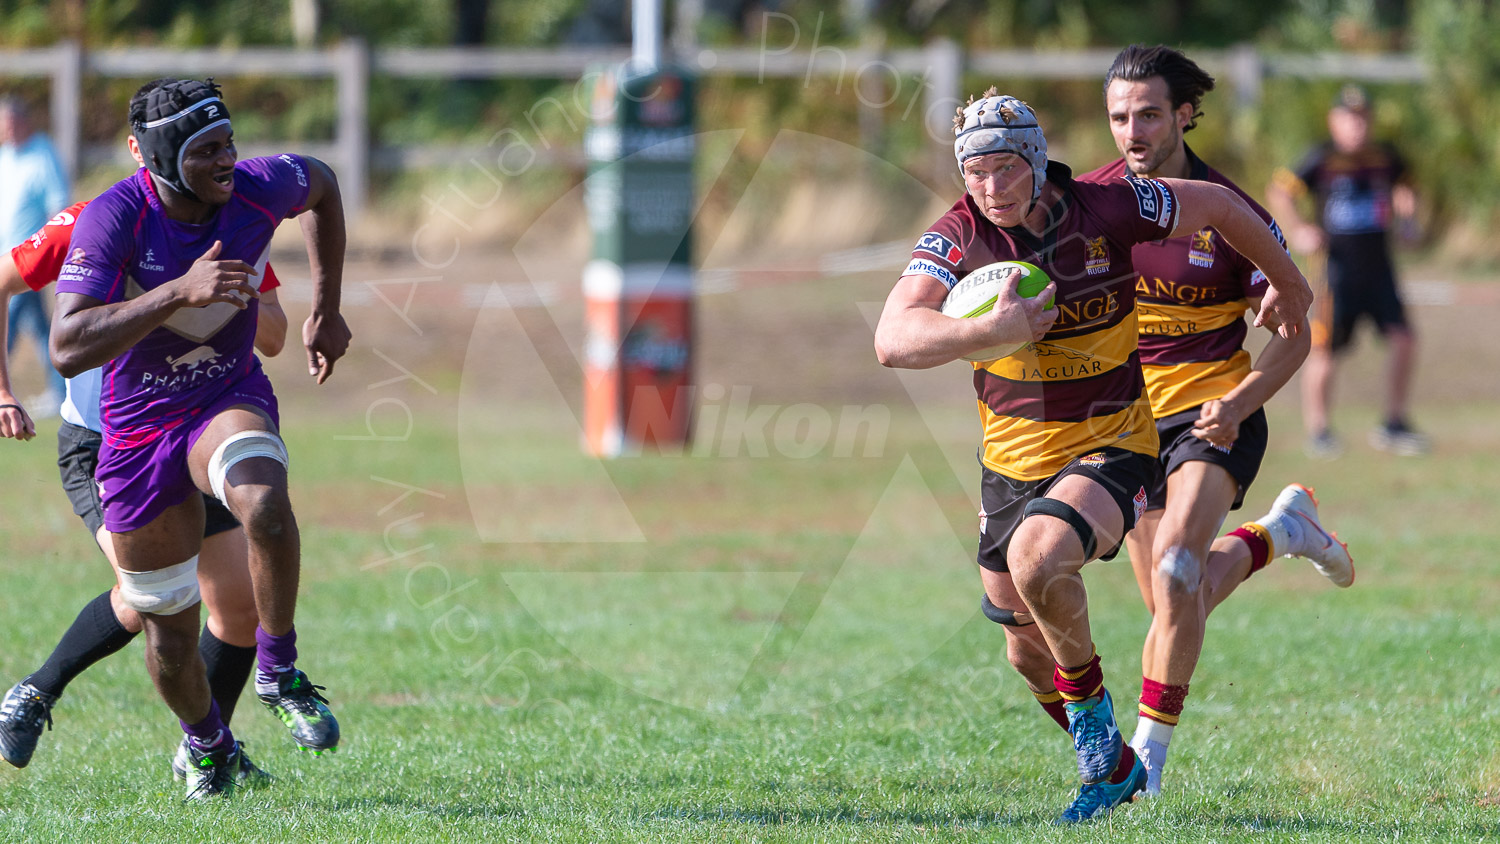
{"left": 58, "top": 421, "right": 241, "bottom": 539}
{"left": 1144, "top": 406, "right": 1268, "bottom": 512}
{"left": 977, "top": 447, "right": 1161, "bottom": 573}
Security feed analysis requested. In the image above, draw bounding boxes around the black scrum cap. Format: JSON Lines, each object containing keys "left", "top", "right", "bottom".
{"left": 131, "top": 78, "right": 232, "bottom": 200}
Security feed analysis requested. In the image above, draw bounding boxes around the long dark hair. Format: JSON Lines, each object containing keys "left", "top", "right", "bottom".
{"left": 1104, "top": 45, "right": 1215, "bottom": 132}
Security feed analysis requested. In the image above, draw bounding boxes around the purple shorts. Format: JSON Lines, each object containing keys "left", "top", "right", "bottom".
{"left": 96, "top": 372, "right": 280, "bottom": 533}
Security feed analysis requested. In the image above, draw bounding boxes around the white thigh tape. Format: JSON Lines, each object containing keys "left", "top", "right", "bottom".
{"left": 118, "top": 555, "right": 201, "bottom": 615}
{"left": 208, "top": 430, "right": 289, "bottom": 504}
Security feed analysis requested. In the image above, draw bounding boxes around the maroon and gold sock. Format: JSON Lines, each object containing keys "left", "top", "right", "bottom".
{"left": 1033, "top": 688, "right": 1070, "bottom": 732}
{"left": 1107, "top": 743, "right": 1140, "bottom": 784}
{"left": 1053, "top": 649, "right": 1104, "bottom": 703}
{"left": 1139, "top": 677, "right": 1189, "bottom": 727}
{"left": 1229, "top": 524, "right": 1272, "bottom": 580}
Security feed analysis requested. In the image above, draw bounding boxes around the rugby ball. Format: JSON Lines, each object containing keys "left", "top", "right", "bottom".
{"left": 940, "top": 260, "right": 1054, "bottom": 362}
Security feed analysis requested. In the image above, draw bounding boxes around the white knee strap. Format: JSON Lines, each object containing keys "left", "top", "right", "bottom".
{"left": 118, "top": 556, "right": 201, "bottom": 615}
{"left": 208, "top": 430, "right": 289, "bottom": 505}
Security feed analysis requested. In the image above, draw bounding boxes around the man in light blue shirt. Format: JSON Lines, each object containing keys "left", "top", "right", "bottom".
{"left": 0, "top": 96, "right": 69, "bottom": 412}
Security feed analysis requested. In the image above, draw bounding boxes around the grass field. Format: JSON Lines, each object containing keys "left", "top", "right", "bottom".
{"left": 0, "top": 263, "right": 1497, "bottom": 841}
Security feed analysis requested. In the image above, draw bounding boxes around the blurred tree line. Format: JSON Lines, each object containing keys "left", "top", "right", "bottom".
{"left": 0, "top": 0, "right": 1492, "bottom": 253}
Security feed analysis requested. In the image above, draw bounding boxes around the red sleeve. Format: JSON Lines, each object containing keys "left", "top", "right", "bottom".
{"left": 262, "top": 262, "right": 282, "bottom": 293}
{"left": 11, "top": 201, "right": 88, "bottom": 292}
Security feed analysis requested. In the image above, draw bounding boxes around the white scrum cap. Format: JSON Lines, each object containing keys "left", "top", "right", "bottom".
{"left": 953, "top": 91, "right": 1047, "bottom": 201}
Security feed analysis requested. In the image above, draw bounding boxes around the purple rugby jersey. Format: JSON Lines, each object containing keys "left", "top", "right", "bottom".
{"left": 56, "top": 154, "right": 310, "bottom": 448}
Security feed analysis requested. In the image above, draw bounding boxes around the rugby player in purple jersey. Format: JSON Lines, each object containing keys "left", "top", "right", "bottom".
{"left": 0, "top": 202, "right": 290, "bottom": 786}
{"left": 874, "top": 89, "right": 1312, "bottom": 823}
{"left": 50, "top": 78, "right": 350, "bottom": 799}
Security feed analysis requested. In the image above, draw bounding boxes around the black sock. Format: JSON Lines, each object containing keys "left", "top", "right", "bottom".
{"left": 200, "top": 627, "right": 257, "bottom": 724}
{"left": 27, "top": 591, "right": 137, "bottom": 697}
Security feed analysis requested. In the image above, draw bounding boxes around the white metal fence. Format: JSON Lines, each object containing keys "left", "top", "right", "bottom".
{"left": 0, "top": 40, "right": 1428, "bottom": 216}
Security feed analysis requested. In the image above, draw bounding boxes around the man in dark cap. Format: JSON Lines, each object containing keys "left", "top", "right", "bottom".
{"left": 1269, "top": 84, "right": 1425, "bottom": 458}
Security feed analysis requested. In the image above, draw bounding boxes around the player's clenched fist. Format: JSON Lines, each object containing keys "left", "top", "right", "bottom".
{"left": 303, "top": 310, "right": 351, "bottom": 384}
{"left": 0, "top": 401, "right": 35, "bottom": 441}
{"left": 1190, "top": 397, "right": 1243, "bottom": 449}
{"left": 1254, "top": 273, "right": 1313, "bottom": 340}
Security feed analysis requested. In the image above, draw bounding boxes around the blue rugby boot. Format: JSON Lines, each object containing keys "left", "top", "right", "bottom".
{"left": 1064, "top": 688, "right": 1123, "bottom": 785}
{"left": 1054, "top": 752, "right": 1148, "bottom": 824}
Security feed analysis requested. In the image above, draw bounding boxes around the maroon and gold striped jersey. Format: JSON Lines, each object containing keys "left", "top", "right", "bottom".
{"left": 904, "top": 162, "right": 1179, "bottom": 480}
{"left": 1079, "top": 151, "right": 1282, "bottom": 418}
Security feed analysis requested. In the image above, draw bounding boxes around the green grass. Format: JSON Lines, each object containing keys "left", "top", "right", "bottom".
{"left": 0, "top": 383, "right": 1497, "bottom": 841}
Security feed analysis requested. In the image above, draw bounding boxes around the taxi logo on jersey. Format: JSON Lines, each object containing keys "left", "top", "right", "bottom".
{"left": 914, "top": 231, "right": 963, "bottom": 265}
{"left": 1189, "top": 229, "right": 1215, "bottom": 268}
{"left": 1084, "top": 236, "right": 1111, "bottom": 276}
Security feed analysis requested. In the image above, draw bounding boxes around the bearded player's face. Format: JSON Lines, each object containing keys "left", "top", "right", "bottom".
{"left": 1105, "top": 76, "right": 1190, "bottom": 177}
{"left": 180, "top": 124, "right": 238, "bottom": 206}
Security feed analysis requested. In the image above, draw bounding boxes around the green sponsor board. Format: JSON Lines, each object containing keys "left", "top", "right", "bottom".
{"left": 585, "top": 64, "right": 696, "bottom": 270}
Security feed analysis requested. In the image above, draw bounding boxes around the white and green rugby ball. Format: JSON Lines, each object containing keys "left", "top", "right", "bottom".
{"left": 939, "top": 260, "right": 1055, "bottom": 362}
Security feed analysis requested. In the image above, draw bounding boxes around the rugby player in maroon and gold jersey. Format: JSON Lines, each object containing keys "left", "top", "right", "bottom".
{"left": 875, "top": 89, "right": 1312, "bottom": 823}
{"left": 1082, "top": 44, "right": 1355, "bottom": 798}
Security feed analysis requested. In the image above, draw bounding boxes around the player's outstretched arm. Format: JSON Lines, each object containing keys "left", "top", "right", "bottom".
{"left": 1164, "top": 178, "right": 1312, "bottom": 339}
{"left": 1192, "top": 296, "right": 1311, "bottom": 448}
{"left": 875, "top": 269, "right": 1055, "bottom": 370}
{"left": 51, "top": 240, "right": 259, "bottom": 377}
{"left": 295, "top": 156, "right": 351, "bottom": 385}
{"left": 0, "top": 257, "right": 37, "bottom": 440}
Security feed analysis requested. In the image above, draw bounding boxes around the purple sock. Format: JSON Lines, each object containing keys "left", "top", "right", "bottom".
{"left": 181, "top": 698, "right": 230, "bottom": 752}
{"left": 255, "top": 625, "right": 298, "bottom": 680}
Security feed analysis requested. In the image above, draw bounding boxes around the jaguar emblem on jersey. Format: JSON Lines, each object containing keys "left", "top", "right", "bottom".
{"left": 1084, "top": 236, "right": 1111, "bottom": 276}
{"left": 914, "top": 231, "right": 963, "bottom": 265}
{"left": 1033, "top": 342, "right": 1093, "bottom": 363}
{"left": 1189, "top": 229, "right": 1215, "bottom": 268}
